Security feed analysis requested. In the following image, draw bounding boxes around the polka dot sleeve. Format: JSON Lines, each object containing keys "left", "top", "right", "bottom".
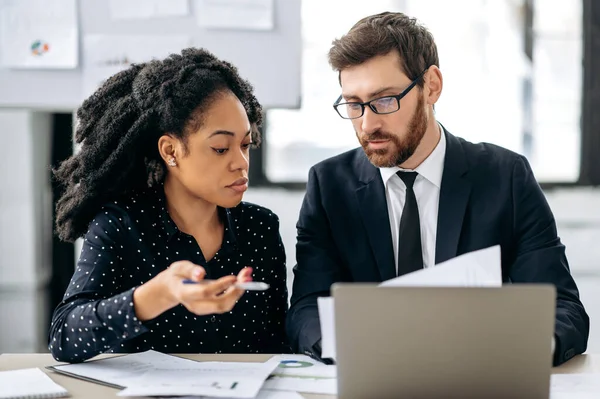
{"left": 48, "top": 207, "right": 148, "bottom": 363}
{"left": 262, "top": 214, "right": 291, "bottom": 353}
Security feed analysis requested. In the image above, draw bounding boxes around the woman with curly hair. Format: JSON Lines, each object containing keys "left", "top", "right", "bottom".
{"left": 49, "top": 48, "right": 289, "bottom": 363}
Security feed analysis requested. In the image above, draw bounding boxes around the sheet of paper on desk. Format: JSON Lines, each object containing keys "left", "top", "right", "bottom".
{"left": 51, "top": 350, "right": 204, "bottom": 388}
{"left": 0, "top": 367, "right": 69, "bottom": 399}
{"left": 550, "top": 373, "right": 600, "bottom": 398}
{"left": 117, "top": 357, "right": 280, "bottom": 398}
{"left": 319, "top": 245, "right": 502, "bottom": 360}
{"left": 161, "top": 391, "right": 305, "bottom": 399}
{"left": 262, "top": 354, "right": 337, "bottom": 395}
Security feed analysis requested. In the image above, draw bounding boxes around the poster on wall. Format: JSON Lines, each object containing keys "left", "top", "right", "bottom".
{"left": 0, "top": 0, "right": 78, "bottom": 69}
{"left": 108, "top": 0, "right": 190, "bottom": 20}
{"left": 81, "top": 35, "right": 191, "bottom": 99}
{"left": 193, "top": 0, "right": 274, "bottom": 31}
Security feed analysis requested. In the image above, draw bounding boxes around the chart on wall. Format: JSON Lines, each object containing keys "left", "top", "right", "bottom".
{"left": 0, "top": 0, "right": 78, "bottom": 69}
{"left": 0, "top": 0, "right": 300, "bottom": 110}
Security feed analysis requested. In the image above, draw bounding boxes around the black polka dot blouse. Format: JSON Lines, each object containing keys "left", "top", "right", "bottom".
{"left": 48, "top": 187, "right": 290, "bottom": 363}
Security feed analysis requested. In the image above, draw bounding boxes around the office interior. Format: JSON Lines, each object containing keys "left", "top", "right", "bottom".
{"left": 1, "top": 0, "right": 599, "bottom": 357}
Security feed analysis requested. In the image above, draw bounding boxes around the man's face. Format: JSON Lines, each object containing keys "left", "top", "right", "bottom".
{"left": 339, "top": 51, "right": 428, "bottom": 168}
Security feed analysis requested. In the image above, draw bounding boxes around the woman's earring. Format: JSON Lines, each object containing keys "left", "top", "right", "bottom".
{"left": 167, "top": 158, "right": 176, "bottom": 167}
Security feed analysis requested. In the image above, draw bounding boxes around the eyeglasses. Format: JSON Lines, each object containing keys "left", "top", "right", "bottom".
{"left": 333, "top": 69, "right": 427, "bottom": 119}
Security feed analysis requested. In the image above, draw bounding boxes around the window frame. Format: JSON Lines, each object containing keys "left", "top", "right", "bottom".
{"left": 251, "top": 0, "right": 599, "bottom": 191}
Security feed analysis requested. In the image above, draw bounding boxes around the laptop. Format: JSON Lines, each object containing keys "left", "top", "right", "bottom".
{"left": 331, "top": 284, "right": 556, "bottom": 399}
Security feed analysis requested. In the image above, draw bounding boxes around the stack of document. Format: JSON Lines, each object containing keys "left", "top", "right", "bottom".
{"left": 318, "top": 245, "right": 503, "bottom": 360}
{"left": 50, "top": 350, "right": 334, "bottom": 398}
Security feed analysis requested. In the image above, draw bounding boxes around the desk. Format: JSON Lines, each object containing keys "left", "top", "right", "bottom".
{"left": 1, "top": 353, "right": 598, "bottom": 398}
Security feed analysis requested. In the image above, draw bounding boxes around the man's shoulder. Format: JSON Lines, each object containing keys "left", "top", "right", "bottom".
{"left": 310, "top": 147, "right": 365, "bottom": 176}
{"left": 452, "top": 134, "right": 524, "bottom": 171}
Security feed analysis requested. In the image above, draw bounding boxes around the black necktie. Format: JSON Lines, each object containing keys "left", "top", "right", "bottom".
{"left": 396, "top": 171, "right": 423, "bottom": 276}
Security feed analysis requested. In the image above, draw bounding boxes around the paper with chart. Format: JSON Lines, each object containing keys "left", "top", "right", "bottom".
{"left": 550, "top": 373, "right": 600, "bottom": 398}
{"left": 263, "top": 354, "right": 337, "bottom": 395}
{"left": 50, "top": 350, "right": 205, "bottom": 388}
{"left": 319, "top": 245, "right": 502, "bottom": 359}
{"left": 108, "top": 0, "right": 189, "bottom": 20}
{"left": 82, "top": 35, "right": 191, "bottom": 99}
{"left": 193, "top": 0, "right": 274, "bottom": 30}
{"left": 117, "top": 357, "right": 280, "bottom": 398}
{"left": 0, "top": 0, "right": 78, "bottom": 68}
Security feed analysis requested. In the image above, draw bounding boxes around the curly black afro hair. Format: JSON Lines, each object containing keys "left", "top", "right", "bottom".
{"left": 54, "top": 47, "right": 263, "bottom": 242}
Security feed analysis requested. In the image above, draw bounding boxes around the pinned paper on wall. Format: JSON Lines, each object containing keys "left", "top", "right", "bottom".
{"left": 193, "top": 0, "right": 274, "bottom": 31}
{"left": 0, "top": 0, "right": 78, "bottom": 69}
{"left": 108, "top": 0, "right": 190, "bottom": 20}
{"left": 82, "top": 35, "right": 191, "bottom": 99}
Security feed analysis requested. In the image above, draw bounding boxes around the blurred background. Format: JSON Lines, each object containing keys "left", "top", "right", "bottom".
{"left": 1, "top": 0, "right": 599, "bottom": 355}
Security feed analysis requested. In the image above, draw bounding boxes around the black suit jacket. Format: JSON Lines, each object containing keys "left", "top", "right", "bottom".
{"left": 287, "top": 128, "right": 589, "bottom": 366}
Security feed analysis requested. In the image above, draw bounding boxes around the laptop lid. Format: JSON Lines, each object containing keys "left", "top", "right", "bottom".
{"left": 332, "top": 284, "right": 556, "bottom": 399}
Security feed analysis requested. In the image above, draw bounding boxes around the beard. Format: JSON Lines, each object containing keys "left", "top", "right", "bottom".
{"left": 357, "top": 95, "right": 428, "bottom": 168}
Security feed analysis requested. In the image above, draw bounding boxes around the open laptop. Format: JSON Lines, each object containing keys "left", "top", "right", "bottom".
{"left": 331, "top": 284, "right": 556, "bottom": 399}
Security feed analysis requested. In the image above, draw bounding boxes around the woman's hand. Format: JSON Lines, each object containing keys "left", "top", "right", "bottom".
{"left": 133, "top": 260, "right": 252, "bottom": 321}
{"left": 167, "top": 261, "right": 252, "bottom": 315}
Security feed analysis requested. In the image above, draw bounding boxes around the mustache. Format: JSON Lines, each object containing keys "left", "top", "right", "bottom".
{"left": 362, "top": 131, "right": 395, "bottom": 141}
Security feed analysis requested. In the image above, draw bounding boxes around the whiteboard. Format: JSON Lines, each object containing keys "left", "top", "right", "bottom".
{"left": 0, "top": 0, "right": 301, "bottom": 111}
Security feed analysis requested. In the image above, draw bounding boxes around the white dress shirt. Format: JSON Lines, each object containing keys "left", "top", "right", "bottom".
{"left": 379, "top": 124, "right": 446, "bottom": 274}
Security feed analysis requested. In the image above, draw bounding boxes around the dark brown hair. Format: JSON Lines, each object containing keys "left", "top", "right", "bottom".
{"left": 328, "top": 11, "right": 439, "bottom": 85}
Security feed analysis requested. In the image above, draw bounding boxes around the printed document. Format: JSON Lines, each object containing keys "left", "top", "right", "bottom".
{"left": 319, "top": 245, "right": 502, "bottom": 359}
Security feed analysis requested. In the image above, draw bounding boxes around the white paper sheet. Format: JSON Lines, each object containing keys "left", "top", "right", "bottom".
{"left": 0, "top": 0, "right": 78, "bottom": 68}
{"left": 164, "top": 391, "right": 305, "bottom": 399}
{"left": 117, "top": 357, "right": 280, "bottom": 398}
{"left": 51, "top": 350, "right": 204, "bottom": 388}
{"left": 317, "top": 297, "right": 336, "bottom": 361}
{"left": 380, "top": 245, "right": 502, "bottom": 287}
{"left": 108, "top": 0, "right": 189, "bottom": 20}
{"left": 550, "top": 373, "right": 600, "bottom": 398}
{"left": 319, "top": 245, "right": 503, "bottom": 360}
{"left": 192, "top": 0, "right": 274, "bottom": 30}
{"left": 0, "top": 368, "right": 69, "bottom": 399}
{"left": 262, "top": 354, "right": 337, "bottom": 395}
{"left": 82, "top": 35, "right": 191, "bottom": 99}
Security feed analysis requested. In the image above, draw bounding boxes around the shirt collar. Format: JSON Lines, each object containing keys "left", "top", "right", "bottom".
{"left": 156, "top": 186, "right": 237, "bottom": 247}
{"left": 379, "top": 122, "right": 446, "bottom": 189}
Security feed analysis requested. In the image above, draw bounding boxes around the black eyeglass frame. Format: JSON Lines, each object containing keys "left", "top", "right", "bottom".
{"left": 333, "top": 68, "right": 428, "bottom": 119}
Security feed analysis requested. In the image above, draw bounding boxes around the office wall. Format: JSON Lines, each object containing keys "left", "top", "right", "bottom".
{"left": 0, "top": 0, "right": 301, "bottom": 110}
{"left": 0, "top": 109, "right": 52, "bottom": 352}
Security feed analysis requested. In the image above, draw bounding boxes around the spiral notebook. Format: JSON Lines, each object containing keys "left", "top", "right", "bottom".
{"left": 0, "top": 368, "right": 69, "bottom": 399}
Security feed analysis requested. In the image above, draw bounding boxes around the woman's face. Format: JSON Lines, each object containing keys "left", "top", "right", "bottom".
{"left": 161, "top": 92, "right": 254, "bottom": 208}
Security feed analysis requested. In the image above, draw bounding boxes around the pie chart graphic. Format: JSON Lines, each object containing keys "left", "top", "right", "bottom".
{"left": 31, "top": 40, "right": 50, "bottom": 56}
{"left": 279, "top": 360, "right": 313, "bottom": 368}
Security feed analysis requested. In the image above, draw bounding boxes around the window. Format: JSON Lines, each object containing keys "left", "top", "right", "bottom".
{"left": 530, "top": 0, "right": 582, "bottom": 182}
{"left": 265, "top": 0, "right": 582, "bottom": 183}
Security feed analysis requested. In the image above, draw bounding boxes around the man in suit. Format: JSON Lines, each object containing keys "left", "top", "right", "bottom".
{"left": 286, "top": 11, "right": 589, "bottom": 366}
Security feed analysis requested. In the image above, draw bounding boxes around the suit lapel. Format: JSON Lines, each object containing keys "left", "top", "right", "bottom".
{"left": 436, "top": 129, "right": 471, "bottom": 264}
{"left": 354, "top": 152, "right": 396, "bottom": 282}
